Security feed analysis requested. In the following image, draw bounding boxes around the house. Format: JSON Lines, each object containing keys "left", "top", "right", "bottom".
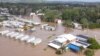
{"left": 30, "top": 12, "right": 36, "bottom": 17}
{"left": 41, "top": 24, "right": 56, "bottom": 31}
{"left": 65, "top": 35, "right": 90, "bottom": 51}
{"left": 55, "top": 19, "right": 62, "bottom": 24}
{"left": 72, "top": 22, "right": 82, "bottom": 29}
{"left": 48, "top": 34, "right": 91, "bottom": 52}
{"left": 48, "top": 34, "right": 77, "bottom": 49}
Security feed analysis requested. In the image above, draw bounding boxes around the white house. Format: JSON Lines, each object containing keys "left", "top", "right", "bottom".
{"left": 72, "top": 22, "right": 82, "bottom": 29}
{"left": 30, "top": 12, "right": 36, "bottom": 16}
{"left": 48, "top": 34, "right": 77, "bottom": 49}
{"left": 57, "top": 19, "right": 62, "bottom": 24}
{"left": 41, "top": 24, "right": 56, "bottom": 31}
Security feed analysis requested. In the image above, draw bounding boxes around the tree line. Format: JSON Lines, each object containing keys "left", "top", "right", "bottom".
{"left": 41, "top": 6, "right": 100, "bottom": 29}
{"left": 0, "top": 3, "right": 100, "bottom": 29}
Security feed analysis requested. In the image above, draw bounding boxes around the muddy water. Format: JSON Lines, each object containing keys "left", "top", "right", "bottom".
{"left": 0, "top": 35, "right": 56, "bottom": 56}
{"left": 0, "top": 35, "right": 79, "bottom": 56}
{"left": 0, "top": 23, "right": 66, "bottom": 56}
{"left": 1, "top": 15, "right": 100, "bottom": 56}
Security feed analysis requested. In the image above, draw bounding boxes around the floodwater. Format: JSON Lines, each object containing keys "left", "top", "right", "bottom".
{"left": 0, "top": 15, "right": 66, "bottom": 56}
{"left": 0, "top": 15, "right": 100, "bottom": 56}
{"left": 0, "top": 35, "right": 79, "bottom": 56}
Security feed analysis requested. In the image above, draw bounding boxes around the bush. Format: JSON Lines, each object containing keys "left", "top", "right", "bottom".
{"left": 56, "top": 49, "right": 62, "bottom": 55}
{"left": 88, "top": 24, "right": 100, "bottom": 29}
{"left": 87, "top": 38, "right": 100, "bottom": 49}
{"left": 84, "top": 49, "right": 94, "bottom": 56}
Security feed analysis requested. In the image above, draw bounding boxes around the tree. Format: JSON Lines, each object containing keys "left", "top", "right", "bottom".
{"left": 63, "top": 19, "right": 73, "bottom": 27}
{"left": 56, "top": 49, "right": 62, "bottom": 55}
{"left": 44, "top": 9, "right": 61, "bottom": 22}
{"left": 84, "top": 49, "right": 94, "bottom": 56}
{"left": 62, "top": 9, "right": 73, "bottom": 20}
{"left": 80, "top": 46, "right": 84, "bottom": 52}
{"left": 88, "top": 23, "right": 100, "bottom": 29}
{"left": 96, "top": 19, "right": 100, "bottom": 24}
{"left": 79, "top": 46, "right": 84, "bottom": 56}
{"left": 56, "top": 45, "right": 66, "bottom": 55}
{"left": 87, "top": 38, "right": 100, "bottom": 49}
{"left": 80, "top": 18, "right": 89, "bottom": 28}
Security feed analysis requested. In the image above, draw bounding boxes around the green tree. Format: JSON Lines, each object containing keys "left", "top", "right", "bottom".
{"left": 79, "top": 46, "right": 84, "bottom": 56}
{"left": 62, "top": 9, "right": 73, "bottom": 20}
{"left": 56, "top": 45, "right": 66, "bottom": 55}
{"left": 44, "top": 9, "right": 61, "bottom": 22}
{"left": 63, "top": 19, "right": 73, "bottom": 27}
{"left": 80, "top": 18, "right": 89, "bottom": 28}
{"left": 84, "top": 49, "right": 94, "bottom": 56}
{"left": 87, "top": 38, "right": 100, "bottom": 49}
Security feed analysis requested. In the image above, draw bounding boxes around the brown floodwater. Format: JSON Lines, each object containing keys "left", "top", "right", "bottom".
{"left": 0, "top": 15, "right": 100, "bottom": 56}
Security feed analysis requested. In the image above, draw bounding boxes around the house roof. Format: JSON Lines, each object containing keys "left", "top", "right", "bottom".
{"left": 48, "top": 43, "right": 61, "bottom": 49}
{"left": 57, "top": 34, "right": 77, "bottom": 41}
{"left": 71, "top": 41, "right": 90, "bottom": 49}
{"left": 76, "top": 35, "right": 89, "bottom": 39}
{"left": 55, "top": 37, "right": 68, "bottom": 43}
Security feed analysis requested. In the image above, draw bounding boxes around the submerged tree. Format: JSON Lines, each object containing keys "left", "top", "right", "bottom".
{"left": 84, "top": 49, "right": 94, "bottom": 56}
